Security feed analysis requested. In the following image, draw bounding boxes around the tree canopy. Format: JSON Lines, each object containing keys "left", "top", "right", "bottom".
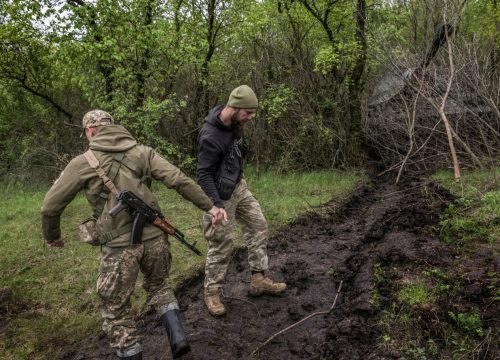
{"left": 1, "top": 0, "right": 498, "bottom": 182}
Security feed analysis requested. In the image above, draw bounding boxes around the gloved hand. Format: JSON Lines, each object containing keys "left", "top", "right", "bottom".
{"left": 47, "top": 238, "right": 64, "bottom": 248}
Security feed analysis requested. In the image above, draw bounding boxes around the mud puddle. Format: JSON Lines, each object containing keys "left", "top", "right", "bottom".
{"left": 66, "top": 175, "right": 497, "bottom": 360}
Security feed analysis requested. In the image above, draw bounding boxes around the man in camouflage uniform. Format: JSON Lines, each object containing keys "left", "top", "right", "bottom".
{"left": 41, "top": 110, "right": 224, "bottom": 359}
{"left": 197, "top": 85, "right": 287, "bottom": 317}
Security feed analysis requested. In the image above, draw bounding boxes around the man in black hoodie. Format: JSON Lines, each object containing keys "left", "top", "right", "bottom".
{"left": 197, "top": 85, "right": 287, "bottom": 317}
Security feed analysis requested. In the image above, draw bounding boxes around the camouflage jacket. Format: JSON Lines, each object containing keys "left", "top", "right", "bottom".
{"left": 41, "top": 125, "right": 213, "bottom": 247}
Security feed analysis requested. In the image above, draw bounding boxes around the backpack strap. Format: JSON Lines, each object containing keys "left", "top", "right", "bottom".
{"left": 84, "top": 149, "right": 125, "bottom": 220}
{"left": 83, "top": 150, "right": 120, "bottom": 196}
{"left": 112, "top": 152, "right": 152, "bottom": 189}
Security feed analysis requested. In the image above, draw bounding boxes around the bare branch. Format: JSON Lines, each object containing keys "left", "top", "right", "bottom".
{"left": 251, "top": 281, "right": 343, "bottom": 356}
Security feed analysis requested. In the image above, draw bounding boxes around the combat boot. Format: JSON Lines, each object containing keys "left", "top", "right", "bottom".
{"left": 204, "top": 287, "right": 226, "bottom": 317}
{"left": 249, "top": 273, "right": 287, "bottom": 296}
{"left": 160, "top": 309, "right": 191, "bottom": 358}
{"left": 119, "top": 353, "right": 143, "bottom": 360}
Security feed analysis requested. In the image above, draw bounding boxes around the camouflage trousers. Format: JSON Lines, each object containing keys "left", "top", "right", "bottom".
{"left": 97, "top": 234, "right": 177, "bottom": 357}
{"left": 203, "top": 178, "right": 269, "bottom": 289}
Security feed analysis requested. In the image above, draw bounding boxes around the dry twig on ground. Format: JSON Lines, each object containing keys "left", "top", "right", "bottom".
{"left": 251, "top": 280, "right": 343, "bottom": 356}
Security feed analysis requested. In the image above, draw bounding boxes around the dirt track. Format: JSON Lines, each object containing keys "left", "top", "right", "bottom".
{"left": 66, "top": 174, "right": 498, "bottom": 360}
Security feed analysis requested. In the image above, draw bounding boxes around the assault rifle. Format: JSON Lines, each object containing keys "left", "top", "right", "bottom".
{"left": 109, "top": 190, "right": 202, "bottom": 256}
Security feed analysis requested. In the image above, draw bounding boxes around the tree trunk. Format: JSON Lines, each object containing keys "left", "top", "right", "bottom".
{"left": 347, "top": 0, "right": 367, "bottom": 165}
{"left": 135, "top": 0, "right": 154, "bottom": 109}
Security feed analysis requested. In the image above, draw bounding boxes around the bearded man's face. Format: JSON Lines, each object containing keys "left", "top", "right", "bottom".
{"left": 231, "top": 108, "right": 256, "bottom": 137}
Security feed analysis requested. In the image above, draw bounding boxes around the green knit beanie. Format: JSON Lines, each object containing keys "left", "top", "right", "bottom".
{"left": 227, "top": 85, "right": 258, "bottom": 109}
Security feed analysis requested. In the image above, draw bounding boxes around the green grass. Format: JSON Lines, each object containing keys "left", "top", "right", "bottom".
{"left": 398, "top": 282, "right": 435, "bottom": 307}
{"left": 0, "top": 168, "right": 362, "bottom": 360}
{"left": 246, "top": 167, "right": 362, "bottom": 225}
{"left": 433, "top": 168, "right": 499, "bottom": 245}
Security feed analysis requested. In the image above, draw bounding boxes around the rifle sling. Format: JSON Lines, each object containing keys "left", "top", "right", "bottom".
{"left": 83, "top": 150, "right": 120, "bottom": 196}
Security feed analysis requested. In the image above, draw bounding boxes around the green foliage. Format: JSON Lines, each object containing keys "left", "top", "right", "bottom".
{"left": 370, "top": 289, "right": 381, "bottom": 308}
{"left": 448, "top": 311, "right": 484, "bottom": 337}
{"left": 314, "top": 45, "right": 341, "bottom": 75}
{"left": 373, "top": 262, "right": 385, "bottom": 284}
{"left": 0, "top": 0, "right": 497, "bottom": 179}
{"left": 439, "top": 208, "right": 490, "bottom": 244}
{"left": 405, "top": 346, "right": 428, "bottom": 360}
{"left": 314, "top": 40, "right": 361, "bottom": 76}
{"left": 434, "top": 169, "right": 499, "bottom": 245}
{"left": 118, "top": 97, "right": 196, "bottom": 171}
{"left": 421, "top": 267, "right": 465, "bottom": 299}
{"left": 261, "top": 84, "right": 295, "bottom": 123}
{"left": 422, "top": 267, "right": 449, "bottom": 281}
{"left": 461, "top": 0, "right": 500, "bottom": 48}
{"left": 275, "top": 115, "right": 340, "bottom": 171}
{"left": 0, "top": 0, "right": 88, "bottom": 181}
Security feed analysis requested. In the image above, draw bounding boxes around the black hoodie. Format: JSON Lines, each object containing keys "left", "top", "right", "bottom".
{"left": 197, "top": 106, "right": 243, "bottom": 208}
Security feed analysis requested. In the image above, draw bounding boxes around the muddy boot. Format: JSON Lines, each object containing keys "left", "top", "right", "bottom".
{"left": 204, "top": 287, "right": 226, "bottom": 317}
{"left": 117, "top": 343, "right": 142, "bottom": 360}
{"left": 249, "top": 273, "right": 287, "bottom": 296}
{"left": 160, "top": 309, "right": 191, "bottom": 358}
{"left": 119, "top": 353, "right": 143, "bottom": 360}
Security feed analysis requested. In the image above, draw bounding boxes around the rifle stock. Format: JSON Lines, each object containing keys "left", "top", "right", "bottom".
{"left": 153, "top": 218, "right": 202, "bottom": 256}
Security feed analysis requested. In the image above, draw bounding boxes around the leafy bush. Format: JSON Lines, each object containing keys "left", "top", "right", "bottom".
{"left": 261, "top": 84, "right": 295, "bottom": 123}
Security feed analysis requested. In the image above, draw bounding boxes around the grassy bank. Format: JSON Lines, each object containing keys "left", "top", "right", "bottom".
{"left": 376, "top": 168, "right": 499, "bottom": 359}
{"left": 433, "top": 168, "right": 499, "bottom": 246}
{"left": 0, "top": 168, "right": 362, "bottom": 360}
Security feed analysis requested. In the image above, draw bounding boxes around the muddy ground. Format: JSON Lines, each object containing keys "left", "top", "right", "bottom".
{"left": 66, "top": 174, "right": 498, "bottom": 360}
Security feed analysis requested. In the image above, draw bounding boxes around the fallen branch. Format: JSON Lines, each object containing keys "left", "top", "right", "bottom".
{"left": 221, "top": 288, "right": 262, "bottom": 317}
{"left": 251, "top": 280, "right": 343, "bottom": 356}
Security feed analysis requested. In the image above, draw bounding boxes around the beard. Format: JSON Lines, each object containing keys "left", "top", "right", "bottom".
{"left": 231, "top": 111, "right": 245, "bottom": 138}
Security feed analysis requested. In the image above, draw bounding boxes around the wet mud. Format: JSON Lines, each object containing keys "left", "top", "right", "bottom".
{"left": 66, "top": 175, "right": 498, "bottom": 360}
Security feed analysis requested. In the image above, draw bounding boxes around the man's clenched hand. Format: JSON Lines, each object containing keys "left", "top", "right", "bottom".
{"left": 209, "top": 206, "right": 228, "bottom": 226}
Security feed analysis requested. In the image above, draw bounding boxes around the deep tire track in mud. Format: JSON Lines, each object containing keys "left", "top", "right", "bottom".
{"left": 67, "top": 175, "right": 497, "bottom": 360}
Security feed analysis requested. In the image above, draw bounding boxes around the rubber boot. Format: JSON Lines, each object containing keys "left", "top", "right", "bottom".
{"left": 119, "top": 353, "right": 143, "bottom": 360}
{"left": 160, "top": 309, "right": 191, "bottom": 358}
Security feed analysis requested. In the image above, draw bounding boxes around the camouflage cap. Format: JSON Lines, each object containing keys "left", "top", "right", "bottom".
{"left": 81, "top": 109, "right": 114, "bottom": 137}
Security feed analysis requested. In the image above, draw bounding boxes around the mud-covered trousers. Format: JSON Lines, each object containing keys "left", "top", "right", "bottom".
{"left": 97, "top": 234, "right": 177, "bottom": 357}
{"left": 203, "top": 178, "right": 269, "bottom": 289}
